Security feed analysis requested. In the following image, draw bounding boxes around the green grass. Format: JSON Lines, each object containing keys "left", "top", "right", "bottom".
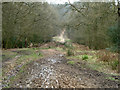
{"left": 15, "top": 52, "right": 43, "bottom": 65}
{"left": 82, "top": 55, "right": 88, "bottom": 60}
{"left": 10, "top": 76, "right": 15, "bottom": 81}
{"left": 2, "top": 47, "right": 44, "bottom": 87}
{"left": 8, "top": 58, "right": 36, "bottom": 87}
{"left": 66, "top": 49, "right": 118, "bottom": 75}
{"left": 76, "top": 50, "right": 96, "bottom": 53}
{"left": 109, "top": 60, "right": 118, "bottom": 70}
{"left": 105, "top": 77, "right": 116, "bottom": 81}
{"left": 2, "top": 48, "right": 43, "bottom": 67}
{"left": 65, "top": 39, "right": 71, "bottom": 42}
{"left": 55, "top": 47, "right": 64, "bottom": 51}
{"left": 87, "top": 63, "right": 103, "bottom": 71}
{"left": 67, "top": 61, "right": 75, "bottom": 65}
{"left": 2, "top": 51, "right": 17, "bottom": 61}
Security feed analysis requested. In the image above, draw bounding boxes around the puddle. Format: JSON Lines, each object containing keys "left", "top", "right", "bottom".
{"left": 40, "top": 65, "right": 58, "bottom": 88}
{"left": 25, "top": 56, "right": 61, "bottom": 88}
{"left": 25, "top": 63, "right": 58, "bottom": 88}
{"left": 48, "top": 58, "right": 57, "bottom": 64}
{"left": 3, "top": 52, "right": 119, "bottom": 88}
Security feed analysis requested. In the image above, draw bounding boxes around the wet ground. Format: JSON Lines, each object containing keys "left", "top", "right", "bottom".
{"left": 2, "top": 46, "right": 120, "bottom": 88}
{"left": 2, "top": 49, "right": 119, "bottom": 88}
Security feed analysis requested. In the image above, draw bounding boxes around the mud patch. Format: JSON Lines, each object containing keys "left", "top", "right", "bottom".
{"left": 11, "top": 50, "right": 32, "bottom": 55}
{"left": 2, "top": 49, "right": 119, "bottom": 88}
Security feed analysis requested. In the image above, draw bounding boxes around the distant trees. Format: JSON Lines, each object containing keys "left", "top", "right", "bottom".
{"left": 2, "top": 2, "right": 118, "bottom": 50}
{"left": 65, "top": 2, "right": 118, "bottom": 50}
{"left": 117, "top": 1, "right": 120, "bottom": 53}
{"left": 2, "top": 2, "right": 60, "bottom": 49}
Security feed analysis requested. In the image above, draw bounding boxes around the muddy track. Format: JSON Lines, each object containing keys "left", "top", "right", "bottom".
{"left": 4, "top": 49, "right": 119, "bottom": 88}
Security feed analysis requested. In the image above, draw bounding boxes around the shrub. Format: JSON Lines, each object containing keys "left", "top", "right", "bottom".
{"left": 96, "top": 50, "right": 118, "bottom": 62}
{"left": 97, "top": 50, "right": 118, "bottom": 70}
{"left": 82, "top": 55, "right": 88, "bottom": 60}
{"left": 64, "top": 42, "right": 73, "bottom": 49}
{"left": 110, "top": 60, "right": 118, "bottom": 70}
{"left": 97, "top": 51, "right": 109, "bottom": 62}
{"left": 67, "top": 49, "right": 74, "bottom": 56}
{"left": 38, "top": 52, "right": 42, "bottom": 56}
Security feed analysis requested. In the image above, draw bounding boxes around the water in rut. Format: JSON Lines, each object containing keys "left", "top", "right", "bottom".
{"left": 25, "top": 54, "right": 63, "bottom": 88}
{"left": 7, "top": 49, "right": 118, "bottom": 88}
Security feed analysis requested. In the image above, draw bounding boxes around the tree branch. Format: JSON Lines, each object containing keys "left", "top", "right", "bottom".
{"left": 67, "top": 0, "right": 86, "bottom": 16}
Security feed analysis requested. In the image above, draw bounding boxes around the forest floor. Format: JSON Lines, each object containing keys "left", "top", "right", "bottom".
{"left": 2, "top": 42, "right": 120, "bottom": 88}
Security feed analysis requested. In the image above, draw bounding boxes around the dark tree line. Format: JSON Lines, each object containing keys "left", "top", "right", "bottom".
{"left": 64, "top": 2, "right": 118, "bottom": 50}
{"left": 2, "top": 2, "right": 119, "bottom": 51}
{"left": 2, "top": 2, "right": 60, "bottom": 49}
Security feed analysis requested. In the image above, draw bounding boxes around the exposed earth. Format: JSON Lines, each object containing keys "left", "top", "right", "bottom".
{"left": 2, "top": 43, "right": 120, "bottom": 88}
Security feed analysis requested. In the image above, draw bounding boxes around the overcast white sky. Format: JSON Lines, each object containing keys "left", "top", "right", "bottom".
{"left": 2, "top": 0, "right": 119, "bottom": 5}
{"left": 45, "top": 0, "right": 79, "bottom": 4}
{"left": 45, "top": 0, "right": 118, "bottom": 4}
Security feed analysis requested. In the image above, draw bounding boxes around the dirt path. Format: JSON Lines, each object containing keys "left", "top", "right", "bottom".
{"left": 8, "top": 49, "right": 119, "bottom": 88}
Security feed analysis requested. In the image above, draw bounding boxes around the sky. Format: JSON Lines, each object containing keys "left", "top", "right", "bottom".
{"left": 45, "top": 0, "right": 119, "bottom": 5}
{"left": 2, "top": 0, "right": 119, "bottom": 5}
{"left": 45, "top": 0, "right": 80, "bottom": 4}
